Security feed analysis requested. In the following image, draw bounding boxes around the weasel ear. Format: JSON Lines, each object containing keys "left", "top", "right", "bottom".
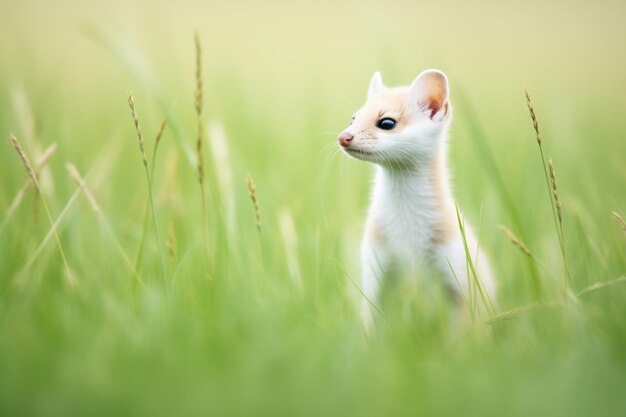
{"left": 367, "top": 71, "right": 384, "bottom": 99}
{"left": 408, "top": 69, "right": 449, "bottom": 118}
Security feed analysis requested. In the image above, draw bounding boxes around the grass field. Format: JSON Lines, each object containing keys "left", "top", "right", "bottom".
{"left": 1, "top": 0, "right": 626, "bottom": 415}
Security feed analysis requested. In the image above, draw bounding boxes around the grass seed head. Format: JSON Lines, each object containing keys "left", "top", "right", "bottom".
{"left": 524, "top": 88, "right": 541, "bottom": 145}
{"left": 196, "top": 128, "right": 204, "bottom": 183}
{"left": 247, "top": 174, "right": 261, "bottom": 231}
{"left": 2, "top": 143, "right": 57, "bottom": 227}
{"left": 167, "top": 222, "right": 177, "bottom": 261}
{"left": 9, "top": 133, "right": 39, "bottom": 191}
{"left": 499, "top": 225, "right": 532, "bottom": 257}
{"left": 194, "top": 33, "right": 204, "bottom": 185}
{"left": 548, "top": 159, "right": 562, "bottom": 224}
{"left": 127, "top": 92, "right": 148, "bottom": 168}
{"left": 194, "top": 32, "right": 203, "bottom": 116}
{"left": 155, "top": 119, "right": 167, "bottom": 145}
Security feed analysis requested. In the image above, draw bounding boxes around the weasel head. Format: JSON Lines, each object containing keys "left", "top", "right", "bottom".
{"left": 338, "top": 70, "right": 451, "bottom": 168}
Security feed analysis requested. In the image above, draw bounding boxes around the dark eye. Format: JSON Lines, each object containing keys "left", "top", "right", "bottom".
{"left": 349, "top": 116, "right": 355, "bottom": 125}
{"left": 377, "top": 118, "right": 396, "bottom": 130}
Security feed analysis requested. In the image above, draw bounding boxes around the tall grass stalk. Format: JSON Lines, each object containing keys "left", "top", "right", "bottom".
{"left": 488, "top": 275, "right": 626, "bottom": 324}
{"left": 613, "top": 211, "right": 626, "bottom": 232}
{"left": 524, "top": 89, "right": 571, "bottom": 295}
{"left": 456, "top": 88, "right": 542, "bottom": 301}
{"left": 66, "top": 163, "right": 144, "bottom": 286}
{"left": 1, "top": 143, "right": 56, "bottom": 235}
{"left": 446, "top": 257, "right": 474, "bottom": 321}
{"left": 166, "top": 222, "right": 177, "bottom": 262}
{"left": 15, "top": 147, "right": 117, "bottom": 286}
{"left": 194, "top": 33, "right": 208, "bottom": 239}
{"left": 9, "top": 134, "right": 75, "bottom": 287}
{"left": 135, "top": 120, "right": 167, "bottom": 272}
{"left": 246, "top": 174, "right": 261, "bottom": 232}
{"left": 246, "top": 173, "right": 264, "bottom": 276}
{"left": 455, "top": 206, "right": 495, "bottom": 318}
{"left": 17, "top": 188, "right": 81, "bottom": 287}
{"left": 127, "top": 92, "right": 168, "bottom": 289}
{"left": 577, "top": 275, "right": 626, "bottom": 297}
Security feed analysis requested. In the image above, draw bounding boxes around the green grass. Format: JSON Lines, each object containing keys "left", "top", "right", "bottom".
{"left": 1, "top": 1, "right": 626, "bottom": 415}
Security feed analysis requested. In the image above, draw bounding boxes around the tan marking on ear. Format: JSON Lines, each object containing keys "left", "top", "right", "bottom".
{"left": 430, "top": 149, "right": 457, "bottom": 245}
{"left": 422, "top": 72, "right": 447, "bottom": 108}
{"left": 412, "top": 71, "right": 448, "bottom": 119}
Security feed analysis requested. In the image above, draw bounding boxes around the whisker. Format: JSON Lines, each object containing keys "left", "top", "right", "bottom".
{"left": 318, "top": 141, "right": 341, "bottom": 158}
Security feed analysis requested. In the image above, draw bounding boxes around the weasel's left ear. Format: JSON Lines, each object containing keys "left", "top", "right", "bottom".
{"left": 367, "top": 71, "right": 384, "bottom": 99}
{"left": 408, "top": 69, "right": 449, "bottom": 118}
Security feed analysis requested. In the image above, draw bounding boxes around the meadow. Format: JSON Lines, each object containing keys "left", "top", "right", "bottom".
{"left": 1, "top": 0, "right": 625, "bottom": 415}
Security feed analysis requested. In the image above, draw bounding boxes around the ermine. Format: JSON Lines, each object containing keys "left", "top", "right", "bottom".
{"left": 337, "top": 70, "right": 496, "bottom": 329}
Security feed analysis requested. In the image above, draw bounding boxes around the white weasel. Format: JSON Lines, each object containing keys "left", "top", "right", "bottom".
{"left": 338, "top": 70, "right": 496, "bottom": 329}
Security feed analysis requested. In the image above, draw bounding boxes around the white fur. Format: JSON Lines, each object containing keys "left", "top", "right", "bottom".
{"left": 340, "top": 70, "right": 496, "bottom": 330}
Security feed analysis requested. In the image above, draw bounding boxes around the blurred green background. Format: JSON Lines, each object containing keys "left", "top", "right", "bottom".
{"left": 1, "top": 0, "right": 625, "bottom": 416}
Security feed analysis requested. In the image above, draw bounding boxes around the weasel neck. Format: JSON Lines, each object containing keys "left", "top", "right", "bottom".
{"left": 374, "top": 145, "right": 454, "bottom": 211}
{"left": 369, "top": 141, "right": 459, "bottom": 248}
